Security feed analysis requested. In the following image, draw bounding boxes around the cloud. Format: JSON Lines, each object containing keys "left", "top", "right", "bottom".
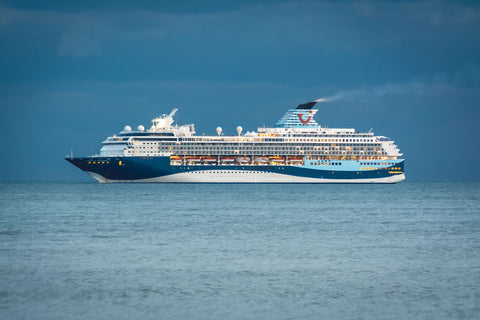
{"left": 58, "top": 30, "right": 101, "bottom": 57}
{"left": 0, "top": 5, "right": 14, "bottom": 26}
{"left": 2, "top": 1, "right": 480, "bottom": 57}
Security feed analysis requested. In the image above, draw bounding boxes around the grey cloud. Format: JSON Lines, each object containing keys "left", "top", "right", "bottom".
{"left": 57, "top": 14, "right": 104, "bottom": 57}
{"left": 3, "top": 1, "right": 480, "bottom": 57}
{"left": 0, "top": 5, "right": 14, "bottom": 26}
{"left": 58, "top": 31, "right": 100, "bottom": 57}
{"left": 58, "top": 0, "right": 480, "bottom": 56}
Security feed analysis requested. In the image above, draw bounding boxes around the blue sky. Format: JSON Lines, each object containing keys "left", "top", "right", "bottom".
{"left": 1, "top": 0, "right": 479, "bottom": 182}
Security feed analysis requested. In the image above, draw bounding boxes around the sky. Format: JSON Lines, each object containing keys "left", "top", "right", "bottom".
{"left": 1, "top": 0, "right": 479, "bottom": 182}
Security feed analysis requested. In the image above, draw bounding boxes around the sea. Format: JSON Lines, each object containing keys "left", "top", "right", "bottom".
{"left": 0, "top": 182, "right": 479, "bottom": 320}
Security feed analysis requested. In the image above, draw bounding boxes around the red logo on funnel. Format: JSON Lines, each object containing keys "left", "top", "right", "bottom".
{"left": 297, "top": 111, "right": 312, "bottom": 124}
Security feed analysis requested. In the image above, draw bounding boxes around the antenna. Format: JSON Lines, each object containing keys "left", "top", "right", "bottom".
{"left": 169, "top": 108, "right": 178, "bottom": 117}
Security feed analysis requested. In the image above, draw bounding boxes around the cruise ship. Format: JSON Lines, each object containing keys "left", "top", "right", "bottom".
{"left": 66, "top": 101, "right": 405, "bottom": 183}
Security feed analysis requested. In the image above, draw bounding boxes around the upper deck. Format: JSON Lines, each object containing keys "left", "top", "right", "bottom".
{"left": 96, "top": 101, "right": 402, "bottom": 160}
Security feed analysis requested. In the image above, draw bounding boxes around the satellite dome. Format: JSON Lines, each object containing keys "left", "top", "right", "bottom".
{"left": 124, "top": 125, "right": 132, "bottom": 132}
{"left": 137, "top": 125, "right": 145, "bottom": 132}
{"left": 216, "top": 127, "right": 222, "bottom": 136}
{"left": 236, "top": 126, "right": 243, "bottom": 136}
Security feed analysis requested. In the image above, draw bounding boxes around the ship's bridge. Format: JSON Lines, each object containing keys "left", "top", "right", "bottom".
{"left": 149, "top": 108, "right": 195, "bottom": 137}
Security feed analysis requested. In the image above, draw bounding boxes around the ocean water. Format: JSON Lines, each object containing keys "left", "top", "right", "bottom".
{"left": 0, "top": 182, "right": 479, "bottom": 320}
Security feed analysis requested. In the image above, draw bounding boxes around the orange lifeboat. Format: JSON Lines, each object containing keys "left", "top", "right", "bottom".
{"left": 269, "top": 156, "right": 284, "bottom": 163}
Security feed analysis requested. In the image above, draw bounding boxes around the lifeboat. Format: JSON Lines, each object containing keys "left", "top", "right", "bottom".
{"left": 235, "top": 157, "right": 250, "bottom": 163}
{"left": 170, "top": 155, "right": 182, "bottom": 160}
{"left": 269, "top": 156, "right": 284, "bottom": 163}
{"left": 221, "top": 157, "right": 235, "bottom": 162}
{"left": 202, "top": 157, "right": 217, "bottom": 162}
{"left": 288, "top": 157, "right": 303, "bottom": 162}
{"left": 254, "top": 157, "right": 268, "bottom": 163}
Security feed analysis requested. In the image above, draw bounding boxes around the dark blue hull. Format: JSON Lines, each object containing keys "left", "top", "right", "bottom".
{"left": 66, "top": 156, "right": 405, "bottom": 183}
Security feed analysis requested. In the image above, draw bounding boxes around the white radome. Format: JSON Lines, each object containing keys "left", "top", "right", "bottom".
{"left": 124, "top": 125, "right": 132, "bottom": 132}
{"left": 137, "top": 125, "right": 145, "bottom": 132}
{"left": 216, "top": 127, "right": 222, "bottom": 135}
{"left": 236, "top": 126, "right": 242, "bottom": 136}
